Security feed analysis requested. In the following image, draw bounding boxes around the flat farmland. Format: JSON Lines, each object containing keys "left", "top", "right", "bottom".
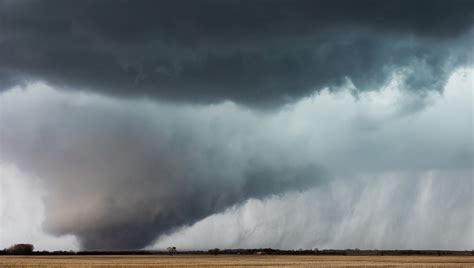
{"left": 1, "top": 255, "right": 473, "bottom": 268}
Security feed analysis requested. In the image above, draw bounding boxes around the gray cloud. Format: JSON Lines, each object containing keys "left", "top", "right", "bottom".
{"left": 0, "top": 0, "right": 473, "bottom": 107}
{"left": 0, "top": 68, "right": 472, "bottom": 250}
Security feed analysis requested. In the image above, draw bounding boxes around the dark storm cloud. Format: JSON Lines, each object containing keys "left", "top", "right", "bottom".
{"left": 0, "top": 0, "right": 473, "bottom": 106}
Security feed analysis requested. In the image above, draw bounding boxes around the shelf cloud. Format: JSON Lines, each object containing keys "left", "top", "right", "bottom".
{"left": 0, "top": 0, "right": 472, "bottom": 107}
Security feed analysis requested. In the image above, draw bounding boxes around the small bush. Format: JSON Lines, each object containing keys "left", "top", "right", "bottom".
{"left": 209, "top": 248, "right": 220, "bottom": 255}
{"left": 167, "top": 246, "right": 177, "bottom": 255}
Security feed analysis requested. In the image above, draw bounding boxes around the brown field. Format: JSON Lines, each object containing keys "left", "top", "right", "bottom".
{"left": 0, "top": 255, "right": 473, "bottom": 268}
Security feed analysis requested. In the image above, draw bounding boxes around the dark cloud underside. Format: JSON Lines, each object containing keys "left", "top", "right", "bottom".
{"left": 0, "top": 0, "right": 473, "bottom": 106}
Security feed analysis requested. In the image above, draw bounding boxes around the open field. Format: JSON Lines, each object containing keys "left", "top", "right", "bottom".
{"left": 0, "top": 255, "right": 473, "bottom": 268}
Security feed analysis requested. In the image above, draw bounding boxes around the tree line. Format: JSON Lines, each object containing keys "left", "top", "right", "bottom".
{"left": 1, "top": 244, "right": 473, "bottom": 256}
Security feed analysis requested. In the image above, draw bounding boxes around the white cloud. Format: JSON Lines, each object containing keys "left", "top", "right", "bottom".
{"left": 0, "top": 164, "right": 79, "bottom": 251}
{"left": 152, "top": 170, "right": 473, "bottom": 250}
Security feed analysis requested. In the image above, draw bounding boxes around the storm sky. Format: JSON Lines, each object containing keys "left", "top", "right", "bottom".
{"left": 0, "top": 0, "right": 473, "bottom": 251}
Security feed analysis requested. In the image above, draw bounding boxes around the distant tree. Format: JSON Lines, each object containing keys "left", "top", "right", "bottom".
{"left": 209, "top": 248, "right": 220, "bottom": 255}
{"left": 167, "top": 246, "right": 177, "bottom": 255}
{"left": 7, "top": 244, "right": 34, "bottom": 255}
